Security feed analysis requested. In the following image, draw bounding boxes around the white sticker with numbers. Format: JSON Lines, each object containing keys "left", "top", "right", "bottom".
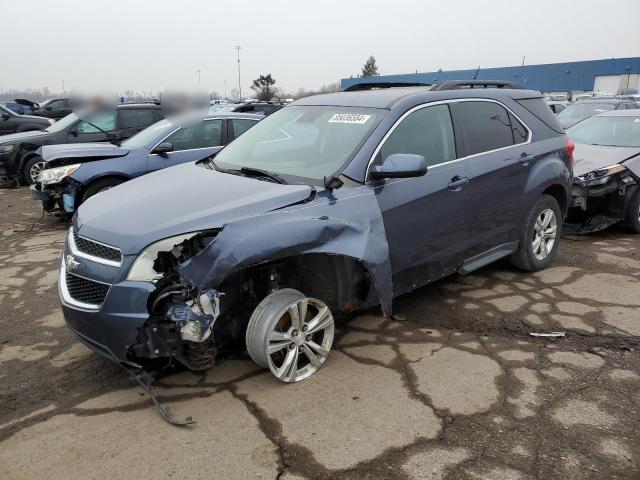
{"left": 328, "top": 113, "right": 371, "bottom": 124}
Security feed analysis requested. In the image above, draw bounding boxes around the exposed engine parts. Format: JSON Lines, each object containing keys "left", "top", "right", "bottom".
{"left": 167, "top": 289, "right": 221, "bottom": 343}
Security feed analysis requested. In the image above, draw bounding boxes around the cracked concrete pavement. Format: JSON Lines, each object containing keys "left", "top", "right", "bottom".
{"left": 1, "top": 187, "right": 639, "bottom": 479}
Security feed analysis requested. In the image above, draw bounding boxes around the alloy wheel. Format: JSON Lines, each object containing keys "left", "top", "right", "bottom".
{"left": 248, "top": 291, "right": 335, "bottom": 383}
{"left": 29, "top": 161, "right": 47, "bottom": 183}
{"left": 532, "top": 208, "right": 557, "bottom": 261}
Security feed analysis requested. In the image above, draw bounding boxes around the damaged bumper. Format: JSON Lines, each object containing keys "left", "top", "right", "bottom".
{"left": 565, "top": 173, "right": 638, "bottom": 234}
{"left": 31, "top": 180, "right": 80, "bottom": 213}
{"left": 59, "top": 227, "right": 223, "bottom": 366}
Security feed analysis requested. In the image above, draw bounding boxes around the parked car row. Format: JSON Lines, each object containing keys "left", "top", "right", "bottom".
{"left": 1, "top": 80, "right": 638, "bottom": 389}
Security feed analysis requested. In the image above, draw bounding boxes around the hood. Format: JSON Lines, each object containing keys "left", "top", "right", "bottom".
{"left": 41, "top": 143, "right": 129, "bottom": 162}
{"left": 14, "top": 98, "right": 38, "bottom": 108}
{"left": 0, "top": 130, "right": 48, "bottom": 144}
{"left": 75, "top": 162, "right": 315, "bottom": 255}
{"left": 572, "top": 143, "right": 640, "bottom": 176}
{"left": 18, "top": 113, "right": 50, "bottom": 123}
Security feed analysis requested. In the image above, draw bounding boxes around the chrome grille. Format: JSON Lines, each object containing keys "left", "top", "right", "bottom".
{"left": 65, "top": 272, "right": 109, "bottom": 306}
{"left": 72, "top": 229, "right": 122, "bottom": 264}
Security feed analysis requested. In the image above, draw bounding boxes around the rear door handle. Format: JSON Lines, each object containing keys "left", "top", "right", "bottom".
{"left": 520, "top": 153, "right": 535, "bottom": 165}
{"left": 447, "top": 176, "right": 469, "bottom": 191}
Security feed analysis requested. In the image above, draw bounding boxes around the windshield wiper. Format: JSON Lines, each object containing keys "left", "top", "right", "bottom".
{"left": 207, "top": 159, "right": 286, "bottom": 184}
{"left": 238, "top": 167, "right": 287, "bottom": 184}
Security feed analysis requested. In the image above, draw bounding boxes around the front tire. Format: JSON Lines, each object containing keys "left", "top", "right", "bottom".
{"left": 23, "top": 156, "right": 47, "bottom": 185}
{"left": 623, "top": 189, "right": 640, "bottom": 234}
{"left": 82, "top": 178, "right": 124, "bottom": 203}
{"left": 246, "top": 288, "right": 335, "bottom": 383}
{"left": 509, "top": 194, "right": 562, "bottom": 272}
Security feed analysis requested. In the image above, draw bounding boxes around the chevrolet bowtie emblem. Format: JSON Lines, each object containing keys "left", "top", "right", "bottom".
{"left": 65, "top": 254, "right": 80, "bottom": 272}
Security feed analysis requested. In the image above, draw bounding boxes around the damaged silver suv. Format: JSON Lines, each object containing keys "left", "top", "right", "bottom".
{"left": 59, "top": 80, "right": 572, "bottom": 384}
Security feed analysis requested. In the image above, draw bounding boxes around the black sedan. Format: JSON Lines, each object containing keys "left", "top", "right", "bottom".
{"left": 0, "top": 103, "right": 163, "bottom": 185}
{"left": 0, "top": 104, "right": 53, "bottom": 135}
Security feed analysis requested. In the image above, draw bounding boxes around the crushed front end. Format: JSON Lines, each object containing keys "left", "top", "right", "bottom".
{"left": 59, "top": 226, "right": 226, "bottom": 369}
{"left": 565, "top": 164, "right": 638, "bottom": 234}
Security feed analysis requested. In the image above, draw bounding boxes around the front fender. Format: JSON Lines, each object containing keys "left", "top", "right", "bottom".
{"left": 178, "top": 188, "right": 394, "bottom": 315}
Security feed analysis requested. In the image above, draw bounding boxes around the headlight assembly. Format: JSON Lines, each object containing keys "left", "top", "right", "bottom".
{"left": 575, "top": 164, "right": 627, "bottom": 186}
{"left": 0, "top": 144, "right": 15, "bottom": 154}
{"left": 37, "top": 164, "right": 81, "bottom": 185}
{"left": 126, "top": 233, "right": 199, "bottom": 282}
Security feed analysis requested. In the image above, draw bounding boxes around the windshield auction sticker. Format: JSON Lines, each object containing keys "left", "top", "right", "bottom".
{"left": 328, "top": 113, "right": 371, "bottom": 124}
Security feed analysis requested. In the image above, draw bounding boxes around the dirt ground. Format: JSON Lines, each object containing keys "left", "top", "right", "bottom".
{"left": 1, "top": 186, "right": 639, "bottom": 480}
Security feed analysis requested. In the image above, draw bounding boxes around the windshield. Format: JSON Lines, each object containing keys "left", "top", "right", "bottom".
{"left": 568, "top": 115, "right": 640, "bottom": 147}
{"left": 212, "top": 105, "right": 386, "bottom": 184}
{"left": 121, "top": 119, "right": 172, "bottom": 148}
{"left": 557, "top": 102, "right": 616, "bottom": 120}
{"left": 44, "top": 112, "right": 79, "bottom": 133}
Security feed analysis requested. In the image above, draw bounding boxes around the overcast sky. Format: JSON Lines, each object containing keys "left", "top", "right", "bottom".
{"left": 1, "top": 0, "right": 638, "bottom": 96}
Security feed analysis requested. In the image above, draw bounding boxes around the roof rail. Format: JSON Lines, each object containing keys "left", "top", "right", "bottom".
{"left": 344, "top": 82, "right": 433, "bottom": 92}
{"left": 431, "top": 80, "right": 525, "bottom": 91}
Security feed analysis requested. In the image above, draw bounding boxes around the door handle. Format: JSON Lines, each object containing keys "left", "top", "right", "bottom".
{"left": 447, "top": 176, "right": 469, "bottom": 191}
{"left": 520, "top": 153, "right": 535, "bottom": 165}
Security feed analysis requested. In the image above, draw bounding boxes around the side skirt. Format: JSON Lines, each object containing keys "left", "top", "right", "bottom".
{"left": 458, "top": 241, "right": 519, "bottom": 275}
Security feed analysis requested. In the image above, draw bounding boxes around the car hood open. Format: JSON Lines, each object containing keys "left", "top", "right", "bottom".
{"left": 75, "top": 162, "right": 315, "bottom": 255}
{"left": 572, "top": 143, "right": 640, "bottom": 177}
{"left": 41, "top": 143, "right": 130, "bottom": 162}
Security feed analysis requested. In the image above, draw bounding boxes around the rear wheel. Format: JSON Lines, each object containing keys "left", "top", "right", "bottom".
{"left": 246, "top": 288, "right": 335, "bottom": 383}
{"left": 509, "top": 194, "right": 562, "bottom": 272}
{"left": 23, "top": 156, "right": 47, "bottom": 185}
{"left": 623, "top": 189, "right": 640, "bottom": 234}
{"left": 82, "top": 178, "right": 124, "bottom": 203}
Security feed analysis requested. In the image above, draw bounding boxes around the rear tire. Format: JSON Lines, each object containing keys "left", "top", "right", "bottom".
{"left": 509, "top": 194, "right": 562, "bottom": 272}
{"left": 623, "top": 189, "right": 640, "bottom": 234}
{"left": 82, "top": 178, "right": 124, "bottom": 203}
{"left": 22, "top": 156, "right": 47, "bottom": 185}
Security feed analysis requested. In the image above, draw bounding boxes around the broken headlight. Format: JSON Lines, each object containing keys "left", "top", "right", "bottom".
{"left": 126, "top": 230, "right": 219, "bottom": 282}
{"left": 127, "top": 233, "right": 199, "bottom": 282}
{"left": 575, "top": 164, "right": 627, "bottom": 187}
{"left": 38, "top": 164, "right": 81, "bottom": 185}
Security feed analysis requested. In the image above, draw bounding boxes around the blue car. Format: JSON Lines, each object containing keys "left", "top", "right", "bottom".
{"left": 58, "top": 80, "right": 572, "bottom": 386}
{"left": 31, "top": 112, "right": 261, "bottom": 213}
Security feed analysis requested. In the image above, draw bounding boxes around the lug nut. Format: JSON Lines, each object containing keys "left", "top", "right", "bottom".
{"left": 291, "top": 329, "right": 298, "bottom": 337}
{"left": 306, "top": 335, "right": 312, "bottom": 342}
{"left": 302, "top": 325, "right": 308, "bottom": 332}
{"left": 289, "top": 343, "right": 296, "bottom": 350}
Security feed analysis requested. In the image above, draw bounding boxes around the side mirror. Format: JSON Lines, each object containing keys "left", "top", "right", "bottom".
{"left": 0, "top": 113, "right": 10, "bottom": 121}
{"left": 370, "top": 153, "right": 428, "bottom": 180}
{"left": 153, "top": 142, "right": 174, "bottom": 156}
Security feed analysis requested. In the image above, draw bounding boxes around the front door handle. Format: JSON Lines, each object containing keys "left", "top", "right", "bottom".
{"left": 448, "top": 175, "right": 469, "bottom": 191}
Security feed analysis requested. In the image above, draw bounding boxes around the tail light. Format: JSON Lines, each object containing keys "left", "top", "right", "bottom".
{"left": 567, "top": 139, "right": 575, "bottom": 164}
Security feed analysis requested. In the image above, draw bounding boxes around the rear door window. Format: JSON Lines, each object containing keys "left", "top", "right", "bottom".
{"left": 378, "top": 104, "right": 456, "bottom": 167}
{"left": 120, "top": 109, "right": 157, "bottom": 128}
{"left": 230, "top": 119, "right": 258, "bottom": 139}
{"left": 452, "top": 102, "right": 515, "bottom": 155}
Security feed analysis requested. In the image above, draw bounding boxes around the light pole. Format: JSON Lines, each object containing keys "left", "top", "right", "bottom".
{"left": 197, "top": 69, "right": 201, "bottom": 83}
{"left": 235, "top": 45, "right": 242, "bottom": 101}
{"left": 61, "top": 80, "right": 65, "bottom": 94}
{"left": 224, "top": 79, "right": 227, "bottom": 99}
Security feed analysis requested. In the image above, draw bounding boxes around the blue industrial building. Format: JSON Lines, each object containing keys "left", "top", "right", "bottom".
{"left": 341, "top": 57, "right": 640, "bottom": 94}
